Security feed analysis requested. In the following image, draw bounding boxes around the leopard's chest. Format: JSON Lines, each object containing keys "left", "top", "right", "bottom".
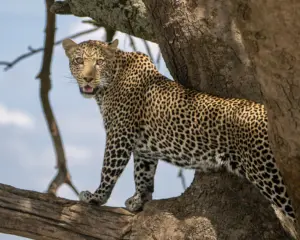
{"left": 96, "top": 89, "right": 141, "bottom": 130}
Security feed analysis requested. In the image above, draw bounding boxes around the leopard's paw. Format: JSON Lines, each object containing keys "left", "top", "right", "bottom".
{"left": 79, "top": 190, "right": 93, "bottom": 203}
{"left": 125, "top": 192, "right": 152, "bottom": 212}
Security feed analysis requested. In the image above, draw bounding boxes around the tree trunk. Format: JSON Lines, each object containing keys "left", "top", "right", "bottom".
{"left": 142, "top": 0, "right": 263, "bottom": 102}
{"left": 233, "top": 1, "right": 300, "bottom": 236}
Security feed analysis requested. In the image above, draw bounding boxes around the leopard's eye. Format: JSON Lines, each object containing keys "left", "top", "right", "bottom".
{"left": 96, "top": 59, "right": 104, "bottom": 65}
{"left": 74, "top": 57, "right": 84, "bottom": 64}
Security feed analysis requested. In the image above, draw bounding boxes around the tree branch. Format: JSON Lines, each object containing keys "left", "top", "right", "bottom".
{"left": 142, "top": 40, "right": 154, "bottom": 62}
{"left": 36, "top": 0, "right": 78, "bottom": 196}
{"left": 177, "top": 169, "right": 187, "bottom": 190}
{"left": 0, "top": 27, "right": 100, "bottom": 71}
{"left": 0, "top": 183, "right": 133, "bottom": 240}
{"left": 0, "top": 170, "right": 293, "bottom": 239}
{"left": 51, "top": 0, "right": 155, "bottom": 42}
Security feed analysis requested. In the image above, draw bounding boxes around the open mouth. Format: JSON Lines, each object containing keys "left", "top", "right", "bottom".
{"left": 79, "top": 85, "right": 98, "bottom": 95}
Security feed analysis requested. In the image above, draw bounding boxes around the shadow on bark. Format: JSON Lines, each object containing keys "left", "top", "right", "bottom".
{"left": 134, "top": 171, "right": 293, "bottom": 239}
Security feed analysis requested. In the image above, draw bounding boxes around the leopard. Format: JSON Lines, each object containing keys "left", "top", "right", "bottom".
{"left": 62, "top": 38, "right": 295, "bottom": 222}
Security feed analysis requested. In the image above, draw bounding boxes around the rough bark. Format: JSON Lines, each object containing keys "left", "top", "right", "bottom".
{"left": 232, "top": 0, "right": 300, "bottom": 235}
{"left": 0, "top": 184, "right": 133, "bottom": 240}
{"left": 0, "top": 174, "right": 292, "bottom": 240}
{"left": 143, "top": 0, "right": 262, "bottom": 102}
{"left": 133, "top": 170, "right": 293, "bottom": 240}
{"left": 51, "top": 0, "right": 155, "bottom": 42}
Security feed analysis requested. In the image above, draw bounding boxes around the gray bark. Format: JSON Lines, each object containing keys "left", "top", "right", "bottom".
{"left": 51, "top": 0, "right": 155, "bottom": 41}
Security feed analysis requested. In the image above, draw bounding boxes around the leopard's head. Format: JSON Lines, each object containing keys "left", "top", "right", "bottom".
{"left": 62, "top": 39, "right": 119, "bottom": 98}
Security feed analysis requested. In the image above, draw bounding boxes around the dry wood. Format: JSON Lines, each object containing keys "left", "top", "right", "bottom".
{"left": 0, "top": 183, "right": 133, "bottom": 240}
{"left": 0, "top": 171, "right": 293, "bottom": 240}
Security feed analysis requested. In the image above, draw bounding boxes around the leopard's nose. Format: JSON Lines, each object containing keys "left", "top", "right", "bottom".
{"left": 84, "top": 77, "right": 94, "bottom": 82}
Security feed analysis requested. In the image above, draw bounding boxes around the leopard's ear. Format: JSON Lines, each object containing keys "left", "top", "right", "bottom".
{"left": 62, "top": 39, "right": 77, "bottom": 57}
{"left": 108, "top": 39, "right": 119, "bottom": 50}
{"left": 104, "top": 39, "right": 119, "bottom": 59}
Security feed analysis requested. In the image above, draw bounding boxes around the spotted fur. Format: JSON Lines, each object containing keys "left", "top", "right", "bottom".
{"left": 63, "top": 38, "right": 295, "bottom": 221}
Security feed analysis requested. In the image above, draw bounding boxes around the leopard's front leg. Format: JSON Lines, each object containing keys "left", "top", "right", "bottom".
{"left": 125, "top": 153, "right": 158, "bottom": 212}
{"left": 79, "top": 129, "right": 133, "bottom": 205}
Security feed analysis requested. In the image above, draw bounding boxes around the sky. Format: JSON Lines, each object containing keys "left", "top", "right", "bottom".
{"left": 0, "top": 1, "right": 194, "bottom": 239}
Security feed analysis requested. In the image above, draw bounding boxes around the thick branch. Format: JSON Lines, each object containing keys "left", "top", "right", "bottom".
{"left": 51, "top": 0, "right": 155, "bottom": 42}
{"left": 0, "top": 170, "right": 293, "bottom": 240}
{"left": 0, "top": 184, "right": 133, "bottom": 239}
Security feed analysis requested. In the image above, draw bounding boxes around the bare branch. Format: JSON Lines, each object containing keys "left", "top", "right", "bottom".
{"left": 36, "top": 0, "right": 78, "bottom": 196}
{"left": 177, "top": 169, "right": 187, "bottom": 190}
{"left": 128, "top": 35, "right": 137, "bottom": 51}
{"left": 155, "top": 51, "right": 161, "bottom": 66}
{"left": 0, "top": 61, "right": 11, "bottom": 66}
{"left": 0, "top": 183, "right": 133, "bottom": 239}
{"left": 143, "top": 40, "right": 154, "bottom": 62}
{"left": 82, "top": 19, "right": 102, "bottom": 27}
{"left": 0, "top": 27, "right": 100, "bottom": 71}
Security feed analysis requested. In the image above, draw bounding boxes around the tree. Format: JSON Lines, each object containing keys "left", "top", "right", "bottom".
{"left": 0, "top": 0, "right": 299, "bottom": 239}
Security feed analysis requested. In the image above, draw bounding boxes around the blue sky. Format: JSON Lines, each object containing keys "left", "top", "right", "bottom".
{"left": 0, "top": 1, "right": 194, "bottom": 239}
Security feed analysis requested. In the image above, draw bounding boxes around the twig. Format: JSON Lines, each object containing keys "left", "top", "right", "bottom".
{"left": 143, "top": 40, "right": 154, "bottom": 62}
{"left": 128, "top": 35, "right": 137, "bottom": 51}
{"left": 37, "top": 0, "right": 78, "bottom": 196}
{"left": 0, "top": 27, "right": 100, "bottom": 71}
{"left": 178, "top": 168, "right": 187, "bottom": 190}
{"left": 82, "top": 19, "right": 102, "bottom": 27}
{"left": 156, "top": 51, "right": 161, "bottom": 66}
